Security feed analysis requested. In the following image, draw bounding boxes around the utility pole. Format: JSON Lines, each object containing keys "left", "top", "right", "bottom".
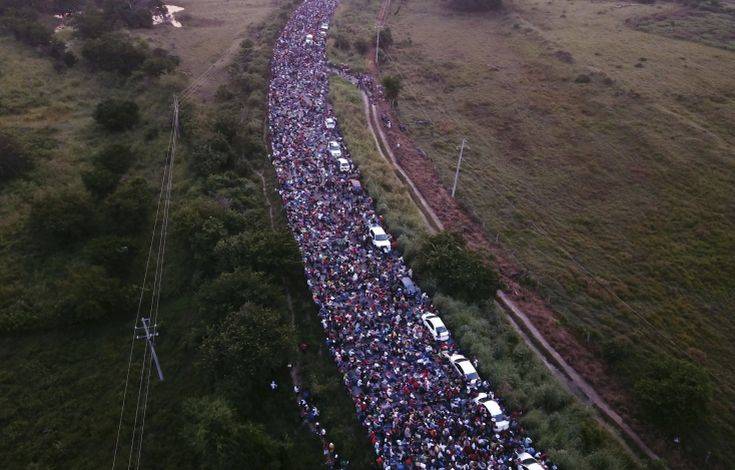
{"left": 136, "top": 318, "right": 164, "bottom": 382}
{"left": 451, "top": 138, "right": 467, "bottom": 198}
{"left": 375, "top": 25, "right": 381, "bottom": 65}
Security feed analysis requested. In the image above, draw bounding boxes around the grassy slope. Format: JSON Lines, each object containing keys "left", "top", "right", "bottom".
{"left": 330, "top": 0, "right": 735, "bottom": 464}
{"left": 0, "top": 3, "right": 373, "bottom": 467}
{"left": 329, "top": 71, "right": 639, "bottom": 469}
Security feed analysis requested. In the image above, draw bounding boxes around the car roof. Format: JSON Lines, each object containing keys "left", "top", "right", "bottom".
{"left": 456, "top": 359, "right": 477, "bottom": 375}
{"left": 484, "top": 399, "right": 503, "bottom": 416}
{"left": 370, "top": 225, "right": 386, "bottom": 234}
{"left": 338, "top": 158, "right": 348, "bottom": 163}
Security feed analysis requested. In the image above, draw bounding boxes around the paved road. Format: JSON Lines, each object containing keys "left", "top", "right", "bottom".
{"left": 267, "top": 1, "right": 553, "bottom": 468}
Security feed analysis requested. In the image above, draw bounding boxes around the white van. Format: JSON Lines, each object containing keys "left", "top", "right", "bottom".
{"left": 338, "top": 158, "right": 350, "bottom": 172}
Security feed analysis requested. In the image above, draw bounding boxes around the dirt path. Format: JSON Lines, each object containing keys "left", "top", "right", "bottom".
{"left": 352, "top": 0, "right": 664, "bottom": 462}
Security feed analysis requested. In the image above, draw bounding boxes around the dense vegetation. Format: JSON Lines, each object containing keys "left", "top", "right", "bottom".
{"left": 1, "top": 0, "right": 372, "bottom": 467}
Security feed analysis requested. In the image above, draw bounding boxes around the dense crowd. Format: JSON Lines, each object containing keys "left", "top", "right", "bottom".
{"left": 268, "top": 1, "right": 555, "bottom": 468}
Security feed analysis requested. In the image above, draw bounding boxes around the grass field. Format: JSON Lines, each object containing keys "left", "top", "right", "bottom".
{"left": 331, "top": 0, "right": 735, "bottom": 466}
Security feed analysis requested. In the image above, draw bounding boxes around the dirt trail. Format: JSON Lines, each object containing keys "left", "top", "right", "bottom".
{"left": 351, "top": 0, "right": 663, "bottom": 463}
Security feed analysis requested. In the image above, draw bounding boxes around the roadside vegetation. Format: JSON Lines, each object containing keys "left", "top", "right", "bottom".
{"left": 331, "top": 0, "right": 735, "bottom": 466}
{"left": 329, "top": 76, "right": 640, "bottom": 468}
{"left": 0, "top": 0, "right": 373, "bottom": 467}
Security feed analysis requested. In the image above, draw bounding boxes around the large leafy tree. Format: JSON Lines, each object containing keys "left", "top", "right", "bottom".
{"left": 182, "top": 396, "right": 284, "bottom": 470}
{"left": 415, "top": 231, "right": 500, "bottom": 303}
{"left": 199, "top": 304, "right": 295, "bottom": 386}
{"left": 634, "top": 357, "right": 713, "bottom": 434}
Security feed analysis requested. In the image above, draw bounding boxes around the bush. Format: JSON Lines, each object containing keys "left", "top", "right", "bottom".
{"left": 82, "top": 167, "right": 120, "bottom": 197}
{"left": 189, "top": 134, "right": 234, "bottom": 177}
{"left": 54, "top": 265, "right": 131, "bottom": 323}
{"left": 81, "top": 33, "right": 147, "bottom": 74}
{"left": 197, "top": 269, "right": 283, "bottom": 317}
{"left": 200, "top": 304, "right": 295, "bottom": 384}
{"left": 92, "top": 143, "right": 134, "bottom": 174}
{"left": 27, "top": 188, "right": 95, "bottom": 247}
{"left": 182, "top": 396, "right": 286, "bottom": 469}
{"left": 353, "top": 38, "right": 369, "bottom": 55}
{"left": 214, "top": 229, "right": 302, "bottom": 280}
{"left": 94, "top": 99, "right": 140, "bottom": 132}
{"left": 414, "top": 232, "right": 500, "bottom": 303}
{"left": 334, "top": 34, "right": 350, "bottom": 51}
{"left": 73, "top": 7, "right": 110, "bottom": 39}
{"left": 381, "top": 75, "right": 402, "bottom": 105}
{"left": 378, "top": 27, "right": 393, "bottom": 49}
{"left": 0, "top": 131, "right": 32, "bottom": 183}
{"left": 103, "top": 177, "right": 151, "bottom": 234}
{"left": 141, "top": 48, "right": 180, "bottom": 77}
{"left": 82, "top": 236, "right": 136, "bottom": 275}
{"left": 633, "top": 356, "right": 713, "bottom": 433}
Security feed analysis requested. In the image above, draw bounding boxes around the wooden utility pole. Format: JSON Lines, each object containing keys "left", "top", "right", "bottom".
{"left": 451, "top": 138, "right": 467, "bottom": 198}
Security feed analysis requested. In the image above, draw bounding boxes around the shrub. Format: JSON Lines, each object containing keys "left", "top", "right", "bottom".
{"left": 92, "top": 143, "right": 134, "bottom": 174}
{"left": 94, "top": 99, "right": 140, "bottom": 132}
{"left": 381, "top": 75, "right": 402, "bottom": 105}
{"left": 73, "top": 7, "right": 110, "bottom": 39}
{"left": 54, "top": 265, "right": 130, "bottom": 323}
{"left": 214, "top": 229, "right": 302, "bottom": 280}
{"left": 182, "top": 396, "right": 285, "bottom": 469}
{"left": 27, "top": 188, "right": 95, "bottom": 247}
{"left": 378, "top": 27, "right": 393, "bottom": 49}
{"left": 200, "top": 304, "right": 295, "bottom": 384}
{"left": 81, "top": 33, "right": 147, "bottom": 74}
{"left": 0, "top": 131, "right": 32, "bottom": 183}
{"left": 633, "top": 356, "right": 713, "bottom": 433}
{"left": 334, "top": 34, "right": 350, "bottom": 51}
{"left": 353, "top": 38, "right": 369, "bottom": 55}
{"left": 82, "top": 167, "right": 120, "bottom": 197}
{"left": 141, "top": 48, "right": 180, "bottom": 77}
{"left": 82, "top": 235, "right": 136, "bottom": 275}
{"left": 189, "top": 134, "right": 234, "bottom": 177}
{"left": 103, "top": 177, "right": 151, "bottom": 234}
{"left": 197, "top": 269, "right": 282, "bottom": 317}
{"left": 414, "top": 232, "right": 500, "bottom": 303}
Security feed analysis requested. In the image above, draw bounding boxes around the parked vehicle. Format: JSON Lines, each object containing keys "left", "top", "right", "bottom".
{"left": 368, "top": 225, "right": 391, "bottom": 252}
{"left": 516, "top": 452, "right": 546, "bottom": 470}
{"left": 444, "top": 353, "right": 480, "bottom": 385}
{"left": 328, "top": 140, "right": 342, "bottom": 158}
{"left": 305, "top": 34, "right": 314, "bottom": 45}
{"left": 338, "top": 157, "right": 350, "bottom": 172}
{"left": 421, "top": 313, "right": 449, "bottom": 341}
{"left": 349, "top": 179, "right": 362, "bottom": 193}
{"left": 325, "top": 117, "right": 336, "bottom": 129}
{"left": 474, "top": 393, "right": 510, "bottom": 431}
{"left": 400, "top": 276, "right": 420, "bottom": 298}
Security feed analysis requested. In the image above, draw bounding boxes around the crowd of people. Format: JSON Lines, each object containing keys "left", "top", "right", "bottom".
{"left": 268, "top": 1, "right": 555, "bottom": 468}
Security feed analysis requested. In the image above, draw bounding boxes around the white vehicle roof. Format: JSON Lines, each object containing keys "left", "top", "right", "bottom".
{"left": 306, "top": 34, "right": 313, "bottom": 38}
{"left": 329, "top": 140, "right": 340, "bottom": 147}
{"left": 370, "top": 225, "right": 386, "bottom": 235}
{"left": 518, "top": 453, "right": 545, "bottom": 470}
{"left": 338, "top": 158, "right": 349, "bottom": 165}
{"left": 423, "top": 313, "right": 444, "bottom": 327}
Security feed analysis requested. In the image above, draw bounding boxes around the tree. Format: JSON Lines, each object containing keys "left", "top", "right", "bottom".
{"left": 73, "top": 7, "right": 109, "bottom": 39}
{"left": 54, "top": 265, "right": 130, "bottom": 323}
{"left": 634, "top": 357, "right": 713, "bottom": 433}
{"left": 199, "top": 304, "right": 295, "bottom": 385}
{"left": 414, "top": 231, "right": 500, "bottom": 303}
{"left": 94, "top": 99, "right": 140, "bottom": 132}
{"left": 197, "top": 269, "right": 283, "bottom": 317}
{"left": 381, "top": 75, "right": 402, "bottom": 105}
{"left": 214, "top": 229, "right": 302, "bottom": 280}
{"left": 103, "top": 177, "right": 150, "bottom": 234}
{"left": 0, "top": 131, "right": 32, "bottom": 183}
{"left": 82, "top": 235, "right": 135, "bottom": 275}
{"left": 82, "top": 167, "right": 120, "bottom": 197}
{"left": 81, "top": 33, "right": 147, "bottom": 74}
{"left": 27, "top": 188, "right": 95, "bottom": 247}
{"left": 92, "top": 143, "right": 134, "bottom": 174}
{"left": 181, "top": 396, "right": 284, "bottom": 469}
